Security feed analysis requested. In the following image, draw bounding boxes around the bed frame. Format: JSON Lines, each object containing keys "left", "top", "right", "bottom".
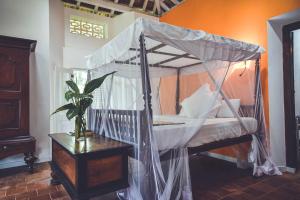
{"left": 88, "top": 105, "right": 256, "bottom": 157}
{"left": 87, "top": 34, "right": 264, "bottom": 157}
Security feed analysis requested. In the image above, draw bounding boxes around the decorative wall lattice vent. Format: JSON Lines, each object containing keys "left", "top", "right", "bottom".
{"left": 69, "top": 17, "right": 106, "bottom": 39}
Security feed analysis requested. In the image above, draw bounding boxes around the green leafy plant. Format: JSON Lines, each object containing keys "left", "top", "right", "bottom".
{"left": 52, "top": 72, "right": 115, "bottom": 140}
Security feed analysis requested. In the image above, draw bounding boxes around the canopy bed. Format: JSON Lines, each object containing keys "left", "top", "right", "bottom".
{"left": 86, "top": 18, "right": 280, "bottom": 200}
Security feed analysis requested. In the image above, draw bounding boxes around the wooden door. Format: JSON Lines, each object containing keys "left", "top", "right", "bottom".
{"left": 283, "top": 21, "right": 300, "bottom": 169}
{"left": 0, "top": 46, "right": 29, "bottom": 139}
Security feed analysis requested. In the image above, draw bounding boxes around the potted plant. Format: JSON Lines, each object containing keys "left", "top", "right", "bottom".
{"left": 52, "top": 72, "right": 115, "bottom": 141}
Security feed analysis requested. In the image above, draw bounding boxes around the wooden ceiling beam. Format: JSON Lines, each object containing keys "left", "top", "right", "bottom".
{"left": 152, "top": 2, "right": 157, "bottom": 13}
{"left": 75, "top": 0, "right": 167, "bottom": 17}
{"left": 142, "top": 0, "right": 149, "bottom": 10}
{"left": 160, "top": 0, "right": 170, "bottom": 11}
{"left": 76, "top": 0, "right": 81, "bottom": 8}
{"left": 80, "top": 0, "right": 159, "bottom": 16}
{"left": 154, "top": 0, "right": 161, "bottom": 15}
{"left": 169, "top": 0, "right": 179, "bottom": 5}
{"left": 110, "top": 10, "right": 114, "bottom": 17}
{"left": 109, "top": 0, "right": 119, "bottom": 17}
{"left": 160, "top": 0, "right": 186, "bottom": 17}
{"left": 94, "top": 5, "right": 99, "bottom": 13}
{"left": 129, "top": 0, "right": 135, "bottom": 7}
{"left": 80, "top": 0, "right": 134, "bottom": 13}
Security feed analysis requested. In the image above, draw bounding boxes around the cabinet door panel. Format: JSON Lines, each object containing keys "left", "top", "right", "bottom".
{"left": 0, "top": 100, "right": 19, "bottom": 129}
{"left": 0, "top": 46, "right": 29, "bottom": 139}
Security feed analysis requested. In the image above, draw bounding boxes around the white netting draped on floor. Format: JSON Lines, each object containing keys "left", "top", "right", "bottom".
{"left": 86, "top": 18, "right": 281, "bottom": 200}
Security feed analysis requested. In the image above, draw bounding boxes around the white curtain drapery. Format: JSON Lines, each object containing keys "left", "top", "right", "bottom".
{"left": 86, "top": 18, "right": 280, "bottom": 200}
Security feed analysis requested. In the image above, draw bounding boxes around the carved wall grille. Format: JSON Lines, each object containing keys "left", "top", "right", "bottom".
{"left": 69, "top": 17, "right": 106, "bottom": 39}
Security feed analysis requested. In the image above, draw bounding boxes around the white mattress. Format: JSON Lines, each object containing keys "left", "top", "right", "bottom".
{"left": 153, "top": 115, "right": 257, "bottom": 151}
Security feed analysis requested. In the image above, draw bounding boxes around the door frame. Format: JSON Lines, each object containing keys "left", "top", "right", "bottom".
{"left": 283, "top": 21, "right": 300, "bottom": 169}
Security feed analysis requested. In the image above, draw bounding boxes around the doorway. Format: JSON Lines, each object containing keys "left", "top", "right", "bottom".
{"left": 283, "top": 21, "right": 300, "bottom": 170}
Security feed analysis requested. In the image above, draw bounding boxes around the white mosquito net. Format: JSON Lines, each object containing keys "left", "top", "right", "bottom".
{"left": 86, "top": 18, "right": 281, "bottom": 200}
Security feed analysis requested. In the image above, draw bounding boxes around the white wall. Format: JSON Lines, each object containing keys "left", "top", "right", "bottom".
{"left": 111, "top": 12, "right": 158, "bottom": 39}
{"left": 0, "top": 0, "right": 158, "bottom": 168}
{"left": 63, "top": 7, "right": 113, "bottom": 68}
{"left": 49, "top": 0, "right": 65, "bottom": 135}
{"left": 0, "top": 0, "right": 50, "bottom": 168}
{"left": 268, "top": 9, "right": 300, "bottom": 168}
{"left": 63, "top": 10, "right": 158, "bottom": 69}
{"left": 111, "top": 12, "right": 137, "bottom": 38}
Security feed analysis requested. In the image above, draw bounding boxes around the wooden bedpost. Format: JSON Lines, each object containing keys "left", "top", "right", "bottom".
{"left": 139, "top": 34, "right": 153, "bottom": 118}
{"left": 139, "top": 33, "right": 155, "bottom": 200}
{"left": 254, "top": 57, "right": 264, "bottom": 138}
{"left": 254, "top": 58, "right": 260, "bottom": 105}
{"left": 176, "top": 68, "right": 181, "bottom": 114}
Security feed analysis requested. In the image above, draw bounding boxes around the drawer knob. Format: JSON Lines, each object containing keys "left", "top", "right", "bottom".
{"left": 3, "top": 146, "right": 7, "bottom": 151}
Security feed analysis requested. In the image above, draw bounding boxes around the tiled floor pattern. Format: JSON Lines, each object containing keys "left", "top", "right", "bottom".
{"left": 190, "top": 155, "right": 300, "bottom": 200}
{"left": 0, "top": 155, "right": 300, "bottom": 200}
{"left": 0, "top": 163, "right": 68, "bottom": 200}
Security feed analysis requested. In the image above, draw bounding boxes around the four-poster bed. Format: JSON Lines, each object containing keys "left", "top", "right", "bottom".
{"left": 87, "top": 35, "right": 261, "bottom": 155}
{"left": 86, "top": 18, "right": 280, "bottom": 200}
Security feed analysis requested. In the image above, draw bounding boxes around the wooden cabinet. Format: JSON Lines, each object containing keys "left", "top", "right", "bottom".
{"left": 0, "top": 35, "right": 37, "bottom": 171}
{"left": 49, "top": 133, "right": 131, "bottom": 200}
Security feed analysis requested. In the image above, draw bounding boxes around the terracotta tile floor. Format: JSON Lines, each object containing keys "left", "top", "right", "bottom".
{"left": 189, "top": 155, "right": 300, "bottom": 200}
{"left": 1, "top": 155, "right": 300, "bottom": 200}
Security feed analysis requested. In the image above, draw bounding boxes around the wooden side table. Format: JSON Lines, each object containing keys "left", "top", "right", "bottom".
{"left": 49, "top": 133, "right": 132, "bottom": 200}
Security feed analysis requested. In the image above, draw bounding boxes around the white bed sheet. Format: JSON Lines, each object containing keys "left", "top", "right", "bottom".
{"left": 153, "top": 115, "right": 257, "bottom": 151}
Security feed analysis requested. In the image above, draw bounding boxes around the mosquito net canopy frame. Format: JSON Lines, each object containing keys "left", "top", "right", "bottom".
{"left": 86, "top": 18, "right": 281, "bottom": 200}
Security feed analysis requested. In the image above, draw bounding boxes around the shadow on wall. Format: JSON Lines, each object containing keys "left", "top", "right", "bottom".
{"left": 30, "top": 52, "right": 51, "bottom": 164}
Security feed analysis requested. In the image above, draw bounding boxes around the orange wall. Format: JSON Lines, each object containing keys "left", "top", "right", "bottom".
{"left": 160, "top": 0, "right": 300, "bottom": 125}
{"left": 160, "top": 0, "right": 300, "bottom": 157}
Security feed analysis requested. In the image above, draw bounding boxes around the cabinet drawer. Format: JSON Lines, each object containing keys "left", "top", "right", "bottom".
{"left": 0, "top": 136, "right": 35, "bottom": 159}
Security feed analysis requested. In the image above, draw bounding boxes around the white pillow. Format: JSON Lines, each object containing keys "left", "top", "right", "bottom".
{"left": 217, "top": 99, "right": 240, "bottom": 118}
{"left": 180, "top": 84, "right": 211, "bottom": 118}
{"left": 180, "top": 84, "right": 221, "bottom": 118}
